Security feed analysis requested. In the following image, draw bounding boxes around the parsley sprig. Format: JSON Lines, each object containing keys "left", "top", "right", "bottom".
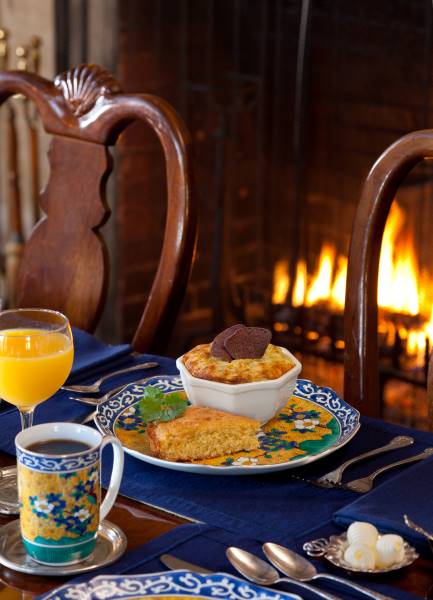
{"left": 137, "top": 386, "right": 188, "bottom": 423}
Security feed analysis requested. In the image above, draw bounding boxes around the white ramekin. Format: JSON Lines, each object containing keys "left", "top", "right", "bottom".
{"left": 176, "top": 347, "right": 302, "bottom": 424}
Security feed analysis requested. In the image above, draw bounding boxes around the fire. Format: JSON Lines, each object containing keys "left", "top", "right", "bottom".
{"left": 378, "top": 203, "right": 419, "bottom": 316}
{"left": 272, "top": 201, "right": 433, "bottom": 363}
{"left": 305, "top": 244, "right": 335, "bottom": 307}
{"left": 272, "top": 260, "right": 289, "bottom": 304}
{"left": 293, "top": 260, "right": 307, "bottom": 307}
{"left": 331, "top": 256, "right": 347, "bottom": 310}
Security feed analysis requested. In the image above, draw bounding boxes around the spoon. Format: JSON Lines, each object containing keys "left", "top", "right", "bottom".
{"left": 263, "top": 543, "right": 393, "bottom": 600}
{"left": 226, "top": 546, "right": 341, "bottom": 600}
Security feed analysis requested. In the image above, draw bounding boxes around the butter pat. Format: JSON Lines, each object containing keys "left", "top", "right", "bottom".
{"left": 344, "top": 543, "right": 376, "bottom": 570}
{"left": 376, "top": 534, "right": 405, "bottom": 568}
{"left": 347, "top": 522, "right": 379, "bottom": 548}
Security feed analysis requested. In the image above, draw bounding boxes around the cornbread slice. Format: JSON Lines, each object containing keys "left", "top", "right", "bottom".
{"left": 146, "top": 406, "right": 260, "bottom": 462}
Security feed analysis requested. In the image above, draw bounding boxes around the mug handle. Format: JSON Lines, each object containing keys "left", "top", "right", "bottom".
{"left": 99, "top": 435, "right": 124, "bottom": 521}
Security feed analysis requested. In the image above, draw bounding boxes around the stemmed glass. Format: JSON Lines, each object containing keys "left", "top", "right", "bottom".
{"left": 0, "top": 309, "right": 74, "bottom": 509}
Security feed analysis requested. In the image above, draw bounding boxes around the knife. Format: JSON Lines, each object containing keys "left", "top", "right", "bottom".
{"left": 69, "top": 409, "right": 97, "bottom": 425}
{"left": 160, "top": 553, "right": 213, "bottom": 575}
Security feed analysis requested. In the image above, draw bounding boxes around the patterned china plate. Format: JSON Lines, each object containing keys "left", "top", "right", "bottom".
{"left": 42, "top": 570, "right": 301, "bottom": 600}
{"left": 95, "top": 376, "right": 360, "bottom": 475}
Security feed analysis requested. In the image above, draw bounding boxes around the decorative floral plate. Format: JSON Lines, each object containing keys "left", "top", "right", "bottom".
{"left": 95, "top": 376, "right": 360, "bottom": 475}
{"left": 42, "top": 570, "right": 301, "bottom": 600}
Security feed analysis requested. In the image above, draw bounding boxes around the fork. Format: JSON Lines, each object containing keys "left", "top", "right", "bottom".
{"left": 69, "top": 376, "right": 157, "bottom": 405}
{"left": 62, "top": 361, "right": 158, "bottom": 393}
{"left": 314, "top": 435, "right": 414, "bottom": 487}
{"left": 345, "top": 447, "right": 433, "bottom": 493}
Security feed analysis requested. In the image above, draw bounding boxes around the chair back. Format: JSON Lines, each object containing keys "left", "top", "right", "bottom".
{"left": 344, "top": 130, "right": 433, "bottom": 418}
{"left": 0, "top": 64, "right": 197, "bottom": 353}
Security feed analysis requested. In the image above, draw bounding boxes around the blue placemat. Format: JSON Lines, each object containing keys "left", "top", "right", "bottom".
{"left": 39, "top": 523, "right": 418, "bottom": 600}
{"left": 97, "top": 414, "right": 433, "bottom": 547}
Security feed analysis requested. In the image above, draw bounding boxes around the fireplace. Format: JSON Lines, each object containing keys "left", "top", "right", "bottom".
{"left": 111, "top": 0, "right": 433, "bottom": 428}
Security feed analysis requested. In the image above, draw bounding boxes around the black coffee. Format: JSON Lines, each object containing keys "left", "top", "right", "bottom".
{"left": 27, "top": 439, "right": 91, "bottom": 455}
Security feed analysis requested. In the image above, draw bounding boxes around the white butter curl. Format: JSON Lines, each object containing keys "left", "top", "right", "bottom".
{"left": 347, "top": 522, "right": 379, "bottom": 548}
{"left": 376, "top": 534, "right": 405, "bottom": 568}
{"left": 344, "top": 543, "right": 376, "bottom": 570}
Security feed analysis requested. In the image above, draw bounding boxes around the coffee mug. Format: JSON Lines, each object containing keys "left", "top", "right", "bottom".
{"left": 15, "top": 422, "right": 124, "bottom": 565}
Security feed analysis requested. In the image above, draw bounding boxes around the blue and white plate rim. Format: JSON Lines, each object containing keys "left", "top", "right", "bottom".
{"left": 42, "top": 569, "right": 301, "bottom": 600}
{"left": 94, "top": 375, "right": 360, "bottom": 474}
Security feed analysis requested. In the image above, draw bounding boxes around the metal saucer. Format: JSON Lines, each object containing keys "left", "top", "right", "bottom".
{"left": 0, "top": 466, "right": 19, "bottom": 515}
{"left": 304, "top": 532, "right": 419, "bottom": 574}
{"left": 0, "top": 519, "right": 127, "bottom": 576}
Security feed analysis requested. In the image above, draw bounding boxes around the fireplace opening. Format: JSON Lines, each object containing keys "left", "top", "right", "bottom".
{"left": 270, "top": 170, "right": 433, "bottom": 431}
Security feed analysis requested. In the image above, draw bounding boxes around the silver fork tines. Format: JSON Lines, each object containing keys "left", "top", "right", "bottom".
{"left": 63, "top": 361, "right": 158, "bottom": 394}
{"left": 345, "top": 447, "right": 433, "bottom": 493}
{"left": 314, "top": 436, "right": 414, "bottom": 487}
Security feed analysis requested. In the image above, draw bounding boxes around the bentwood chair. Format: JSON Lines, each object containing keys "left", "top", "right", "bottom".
{"left": 344, "top": 130, "right": 433, "bottom": 428}
{"left": 0, "top": 64, "right": 197, "bottom": 353}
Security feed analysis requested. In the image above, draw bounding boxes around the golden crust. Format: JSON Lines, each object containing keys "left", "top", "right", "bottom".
{"left": 182, "top": 343, "right": 294, "bottom": 384}
{"left": 146, "top": 406, "right": 260, "bottom": 461}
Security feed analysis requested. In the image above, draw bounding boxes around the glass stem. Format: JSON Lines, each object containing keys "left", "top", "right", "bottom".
{"left": 19, "top": 409, "right": 34, "bottom": 430}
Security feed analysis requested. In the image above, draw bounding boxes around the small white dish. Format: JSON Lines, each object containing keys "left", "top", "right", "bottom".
{"left": 303, "top": 532, "right": 418, "bottom": 574}
{"left": 176, "top": 347, "right": 302, "bottom": 424}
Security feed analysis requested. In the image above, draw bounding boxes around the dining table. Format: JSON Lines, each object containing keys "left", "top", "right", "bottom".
{"left": 0, "top": 329, "right": 432, "bottom": 600}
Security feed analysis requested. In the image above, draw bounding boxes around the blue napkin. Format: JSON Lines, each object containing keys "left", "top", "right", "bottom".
{"left": 334, "top": 454, "right": 433, "bottom": 553}
{"left": 67, "top": 328, "right": 132, "bottom": 383}
{"left": 39, "top": 523, "right": 418, "bottom": 600}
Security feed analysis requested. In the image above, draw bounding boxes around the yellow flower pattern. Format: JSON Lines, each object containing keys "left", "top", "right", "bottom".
{"left": 18, "top": 464, "right": 100, "bottom": 544}
{"left": 115, "top": 395, "right": 339, "bottom": 466}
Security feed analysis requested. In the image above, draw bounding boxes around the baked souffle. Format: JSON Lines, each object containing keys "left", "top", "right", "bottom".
{"left": 146, "top": 406, "right": 260, "bottom": 461}
{"left": 182, "top": 324, "right": 294, "bottom": 384}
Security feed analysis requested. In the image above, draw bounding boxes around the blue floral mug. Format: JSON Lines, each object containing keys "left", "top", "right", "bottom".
{"left": 15, "top": 422, "right": 124, "bottom": 565}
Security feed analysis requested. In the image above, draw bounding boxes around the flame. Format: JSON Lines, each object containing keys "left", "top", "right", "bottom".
{"left": 305, "top": 244, "right": 336, "bottom": 306}
{"left": 272, "top": 260, "right": 289, "bottom": 304}
{"left": 271, "top": 201, "right": 433, "bottom": 364}
{"left": 378, "top": 203, "right": 419, "bottom": 315}
{"left": 293, "top": 260, "right": 307, "bottom": 307}
{"left": 331, "top": 256, "right": 347, "bottom": 310}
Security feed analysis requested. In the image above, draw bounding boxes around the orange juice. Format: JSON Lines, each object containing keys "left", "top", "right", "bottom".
{"left": 0, "top": 329, "right": 74, "bottom": 410}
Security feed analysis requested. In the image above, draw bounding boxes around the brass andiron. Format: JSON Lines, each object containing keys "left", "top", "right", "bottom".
{"left": 0, "top": 30, "right": 42, "bottom": 308}
{"left": 18, "top": 39, "right": 41, "bottom": 224}
{"left": 3, "top": 30, "right": 24, "bottom": 308}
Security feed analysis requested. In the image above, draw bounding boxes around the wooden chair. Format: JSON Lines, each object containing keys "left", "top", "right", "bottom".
{"left": 0, "top": 64, "right": 197, "bottom": 353}
{"left": 344, "top": 130, "right": 433, "bottom": 423}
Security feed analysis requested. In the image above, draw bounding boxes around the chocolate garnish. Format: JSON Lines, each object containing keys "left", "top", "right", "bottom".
{"left": 211, "top": 324, "right": 245, "bottom": 361}
{"left": 225, "top": 326, "right": 272, "bottom": 359}
{"left": 211, "top": 324, "right": 271, "bottom": 361}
